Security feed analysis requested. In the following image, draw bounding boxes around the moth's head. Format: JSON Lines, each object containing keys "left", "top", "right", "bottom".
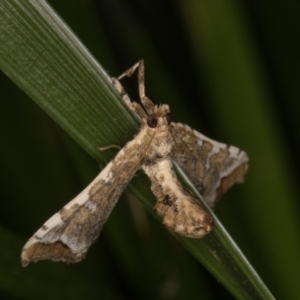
{"left": 146, "top": 104, "right": 171, "bottom": 128}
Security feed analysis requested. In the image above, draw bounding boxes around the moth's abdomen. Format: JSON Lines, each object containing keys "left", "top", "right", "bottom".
{"left": 158, "top": 197, "right": 214, "bottom": 238}
{"left": 142, "top": 158, "right": 214, "bottom": 238}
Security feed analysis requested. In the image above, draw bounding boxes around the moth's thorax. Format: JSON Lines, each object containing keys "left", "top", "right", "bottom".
{"left": 137, "top": 103, "right": 172, "bottom": 154}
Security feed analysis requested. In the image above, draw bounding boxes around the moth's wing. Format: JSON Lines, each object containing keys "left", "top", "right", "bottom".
{"left": 170, "top": 123, "right": 249, "bottom": 208}
{"left": 21, "top": 136, "right": 144, "bottom": 266}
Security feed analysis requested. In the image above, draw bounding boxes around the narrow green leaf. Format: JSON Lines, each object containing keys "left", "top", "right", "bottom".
{"left": 0, "top": 0, "right": 139, "bottom": 163}
{"left": 0, "top": 1, "right": 274, "bottom": 299}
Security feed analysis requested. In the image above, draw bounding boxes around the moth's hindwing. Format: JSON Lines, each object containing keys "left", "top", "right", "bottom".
{"left": 171, "top": 123, "right": 248, "bottom": 208}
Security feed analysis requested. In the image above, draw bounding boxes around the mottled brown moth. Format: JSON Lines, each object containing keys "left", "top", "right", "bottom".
{"left": 21, "top": 60, "right": 248, "bottom": 266}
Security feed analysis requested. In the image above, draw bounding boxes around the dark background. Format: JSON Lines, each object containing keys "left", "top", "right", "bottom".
{"left": 1, "top": 0, "right": 300, "bottom": 299}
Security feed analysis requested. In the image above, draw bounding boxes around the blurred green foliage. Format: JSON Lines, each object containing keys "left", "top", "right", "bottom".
{"left": 1, "top": 0, "right": 300, "bottom": 299}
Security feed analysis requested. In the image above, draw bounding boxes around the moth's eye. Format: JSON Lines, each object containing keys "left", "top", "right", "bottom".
{"left": 166, "top": 112, "right": 172, "bottom": 124}
{"left": 147, "top": 114, "right": 158, "bottom": 128}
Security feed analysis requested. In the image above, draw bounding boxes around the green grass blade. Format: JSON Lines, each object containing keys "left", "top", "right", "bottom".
{"left": 0, "top": 0, "right": 139, "bottom": 162}
{"left": 0, "top": 1, "right": 274, "bottom": 299}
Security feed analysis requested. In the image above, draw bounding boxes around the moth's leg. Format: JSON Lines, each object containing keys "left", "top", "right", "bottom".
{"left": 116, "top": 60, "right": 155, "bottom": 115}
{"left": 98, "top": 145, "right": 121, "bottom": 151}
{"left": 136, "top": 60, "right": 155, "bottom": 114}
{"left": 97, "top": 145, "right": 121, "bottom": 171}
{"left": 117, "top": 61, "right": 140, "bottom": 80}
{"left": 111, "top": 77, "right": 147, "bottom": 119}
{"left": 113, "top": 60, "right": 141, "bottom": 109}
{"left": 111, "top": 77, "right": 133, "bottom": 109}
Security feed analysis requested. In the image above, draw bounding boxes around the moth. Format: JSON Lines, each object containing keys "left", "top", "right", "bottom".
{"left": 21, "top": 60, "right": 248, "bottom": 266}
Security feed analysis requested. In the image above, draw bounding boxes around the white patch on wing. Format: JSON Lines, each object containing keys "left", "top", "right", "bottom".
{"left": 193, "top": 129, "right": 229, "bottom": 150}
{"left": 22, "top": 213, "right": 63, "bottom": 250}
{"left": 193, "top": 129, "right": 248, "bottom": 171}
{"left": 84, "top": 200, "right": 98, "bottom": 213}
{"left": 197, "top": 139, "right": 203, "bottom": 147}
